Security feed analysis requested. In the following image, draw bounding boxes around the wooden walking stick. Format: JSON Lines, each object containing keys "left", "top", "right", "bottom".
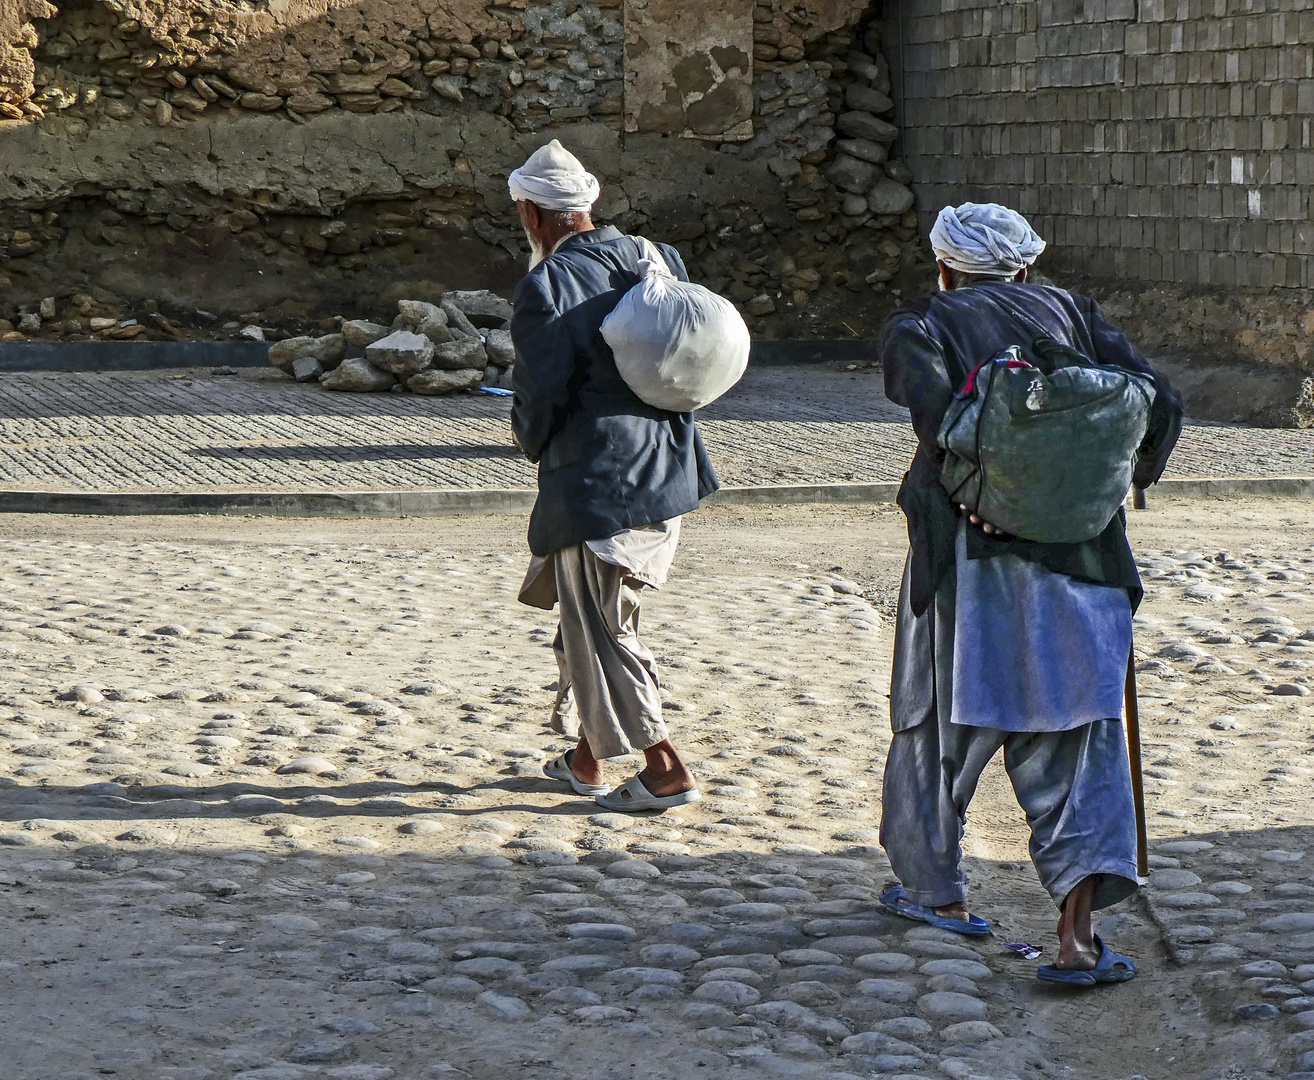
{"left": 1125, "top": 646, "right": 1149, "bottom": 879}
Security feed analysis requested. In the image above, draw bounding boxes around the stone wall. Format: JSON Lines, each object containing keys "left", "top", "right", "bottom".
{"left": 883, "top": 0, "right": 1314, "bottom": 403}
{"left": 0, "top": 0, "right": 935, "bottom": 346}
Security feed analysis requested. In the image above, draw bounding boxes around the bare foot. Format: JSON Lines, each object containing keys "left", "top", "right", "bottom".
{"left": 933, "top": 901, "right": 971, "bottom": 922}
{"left": 639, "top": 739, "right": 696, "bottom": 797}
{"left": 1055, "top": 876, "right": 1100, "bottom": 970}
{"left": 569, "top": 737, "right": 605, "bottom": 788}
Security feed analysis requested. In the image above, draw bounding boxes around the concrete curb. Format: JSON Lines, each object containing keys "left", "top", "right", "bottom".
{"left": 0, "top": 477, "right": 1305, "bottom": 517}
{"left": 0, "top": 341, "right": 271, "bottom": 372}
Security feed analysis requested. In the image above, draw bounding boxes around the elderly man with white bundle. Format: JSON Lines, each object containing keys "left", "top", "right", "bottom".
{"left": 877, "top": 202, "right": 1183, "bottom": 984}
{"left": 508, "top": 140, "right": 717, "bottom": 812}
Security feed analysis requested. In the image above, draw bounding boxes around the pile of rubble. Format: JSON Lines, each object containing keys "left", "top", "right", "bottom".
{"left": 268, "top": 289, "right": 514, "bottom": 396}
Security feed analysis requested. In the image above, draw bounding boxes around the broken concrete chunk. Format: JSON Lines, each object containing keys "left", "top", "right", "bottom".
{"left": 408, "top": 368, "right": 483, "bottom": 395}
{"left": 340, "top": 320, "right": 392, "bottom": 348}
{"left": 485, "top": 328, "right": 515, "bottom": 369}
{"left": 268, "top": 333, "right": 347, "bottom": 373}
{"left": 366, "top": 330, "right": 437, "bottom": 376}
{"left": 267, "top": 336, "right": 319, "bottom": 373}
{"left": 417, "top": 316, "right": 454, "bottom": 346}
{"left": 314, "top": 333, "right": 347, "bottom": 369}
{"left": 398, "top": 300, "right": 446, "bottom": 330}
{"left": 443, "top": 289, "right": 514, "bottom": 322}
{"left": 292, "top": 356, "right": 325, "bottom": 383}
{"left": 321, "top": 357, "right": 397, "bottom": 392}
{"left": 440, "top": 298, "right": 481, "bottom": 339}
{"left": 430, "top": 338, "right": 488, "bottom": 372}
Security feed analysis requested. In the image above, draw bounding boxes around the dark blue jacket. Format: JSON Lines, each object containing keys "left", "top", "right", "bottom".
{"left": 882, "top": 280, "right": 1184, "bottom": 616}
{"left": 510, "top": 226, "right": 721, "bottom": 556}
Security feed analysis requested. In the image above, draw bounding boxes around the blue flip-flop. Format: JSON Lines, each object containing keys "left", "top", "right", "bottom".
{"left": 879, "top": 884, "right": 992, "bottom": 936}
{"left": 1036, "top": 935, "right": 1137, "bottom": 986}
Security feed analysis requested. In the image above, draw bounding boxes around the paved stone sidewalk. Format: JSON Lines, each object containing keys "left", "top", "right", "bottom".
{"left": 0, "top": 365, "right": 1308, "bottom": 493}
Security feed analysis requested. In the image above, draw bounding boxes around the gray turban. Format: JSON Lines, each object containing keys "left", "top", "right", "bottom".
{"left": 930, "top": 202, "right": 1046, "bottom": 276}
{"left": 508, "top": 139, "right": 600, "bottom": 212}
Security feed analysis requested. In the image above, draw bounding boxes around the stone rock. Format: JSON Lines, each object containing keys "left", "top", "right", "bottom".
{"left": 837, "top": 110, "right": 900, "bottom": 143}
{"left": 854, "top": 953, "right": 915, "bottom": 974}
{"left": 919, "top": 958, "right": 992, "bottom": 980}
{"left": 1158, "top": 840, "right": 1213, "bottom": 854}
{"left": 746, "top": 294, "right": 776, "bottom": 317}
{"left": 292, "top": 357, "right": 324, "bottom": 383}
{"left": 826, "top": 153, "right": 880, "bottom": 194}
{"left": 477, "top": 990, "right": 530, "bottom": 1020}
{"left": 1260, "top": 913, "right": 1314, "bottom": 933}
{"left": 39, "top": 296, "right": 56, "bottom": 320}
{"left": 366, "top": 330, "right": 436, "bottom": 376}
{"left": 276, "top": 756, "right": 338, "bottom": 776}
{"left": 845, "top": 84, "right": 895, "bottom": 115}
{"left": 917, "top": 991, "right": 987, "bottom": 1023}
{"left": 1233, "top": 1002, "right": 1281, "bottom": 1021}
{"left": 445, "top": 289, "right": 513, "bottom": 322}
{"left": 856, "top": 978, "right": 918, "bottom": 1003}
{"left": 942, "top": 1020, "right": 1002, "bottom": 1042}
{"left": 1151, "top": 868, "right": 1203, "bottom": 890}
{"left": 485, "top": 329, "right": 515, "bottom": 368}
{"left": 836, "top": 138, "right": 889, "bottom": 165}
{"left": 430, "top": 338, "right": 489, "bottom": 372}
{"left": 691, "top": 980, "right": 761, "bottom": 1007}
{"left": 841, "top": 194, "right": 869, "bottom": 217}
{"left": 322, "top": 358, "right": 396, "bottom": 393}
{"left": 398, "top": 300, "right": 446, "bottom": 330}
{"left": 341, "top": 320, "right": 392, "bottom": 347}
{"left": 408, "top": 369, "right": 483, "bottom": 396}
{"left": 1275, "top": 683, "right": 1311, "bottom": 696}
{"left": 838, "top": 1031, "right": 924, "bottom": 1057}
{"left": 867, "top": 178, "right": 915, "bottom": 216}
{"left": 877, "top": 165, "right": 911, "bottom": 199}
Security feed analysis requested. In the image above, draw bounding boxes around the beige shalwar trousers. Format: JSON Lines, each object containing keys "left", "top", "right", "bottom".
{"left": 541, "top": 543, "right": 669, "bottom": 760}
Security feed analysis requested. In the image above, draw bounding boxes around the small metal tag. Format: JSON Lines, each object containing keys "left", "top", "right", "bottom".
{"left": 1025, "top": 378, "right": 1048, "bottom": 412}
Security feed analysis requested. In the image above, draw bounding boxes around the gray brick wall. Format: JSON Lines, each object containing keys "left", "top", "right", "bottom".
{"left": 884, "top": 0, "right": 1314, "bottom": 288}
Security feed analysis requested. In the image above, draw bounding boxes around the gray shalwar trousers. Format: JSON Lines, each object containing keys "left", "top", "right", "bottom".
{"left": 880, "top": 554, "right": 1139, "bottom": 913}
{"left": 547, "top": 543, "right": 669, "bottom": 760}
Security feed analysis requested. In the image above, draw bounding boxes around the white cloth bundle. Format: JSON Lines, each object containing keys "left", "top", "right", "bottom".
{"left": 930, "top": 202, "right": 1046, "bottom": 276}
{"left": 602, "top": 238, "right": 750, "bottom": 413}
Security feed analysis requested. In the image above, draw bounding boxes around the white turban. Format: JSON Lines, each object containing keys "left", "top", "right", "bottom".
{"left": 929, "top": 202, "right": 1046, "bottom": 277}
{"left": 508, "top": 139, "right": 600, "bottom": 212}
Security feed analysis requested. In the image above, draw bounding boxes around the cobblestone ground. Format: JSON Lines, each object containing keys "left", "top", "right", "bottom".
{"left": 0, "top": 501, "right": 1312, "bottom": 1080}
{"left": 0, "top": 366, "right": 1308, "bottom": 493}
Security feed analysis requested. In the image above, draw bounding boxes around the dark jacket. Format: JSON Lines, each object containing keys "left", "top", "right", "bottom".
{"left": 882, "top": 280, "right": 1184, "bottom": 616}
{"left": 511, "top": 225, "right": 720, "bottom": 556}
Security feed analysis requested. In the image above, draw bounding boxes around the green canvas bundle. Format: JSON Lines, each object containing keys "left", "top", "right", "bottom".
{"left": 937, "top": 336, "right": 1155, "bottom": 544}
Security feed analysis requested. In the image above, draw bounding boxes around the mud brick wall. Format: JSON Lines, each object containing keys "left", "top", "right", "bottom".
{"left": 885, "top": 0, "right": 1314, "bottom": 291}
{"left": 0, "top": 0, "right": 935, "bottom": 347}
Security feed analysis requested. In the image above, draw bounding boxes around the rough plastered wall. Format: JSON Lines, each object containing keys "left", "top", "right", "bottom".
{"left": 0, "top": 0, "right": 929, "bottom": 346}
{"left": 884, "top": 0, "right": 1314, "bottom": 422}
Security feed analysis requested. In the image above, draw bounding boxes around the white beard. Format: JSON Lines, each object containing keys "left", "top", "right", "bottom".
{"left": 526, "top": 231, "right": 548, "bottom": 271}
